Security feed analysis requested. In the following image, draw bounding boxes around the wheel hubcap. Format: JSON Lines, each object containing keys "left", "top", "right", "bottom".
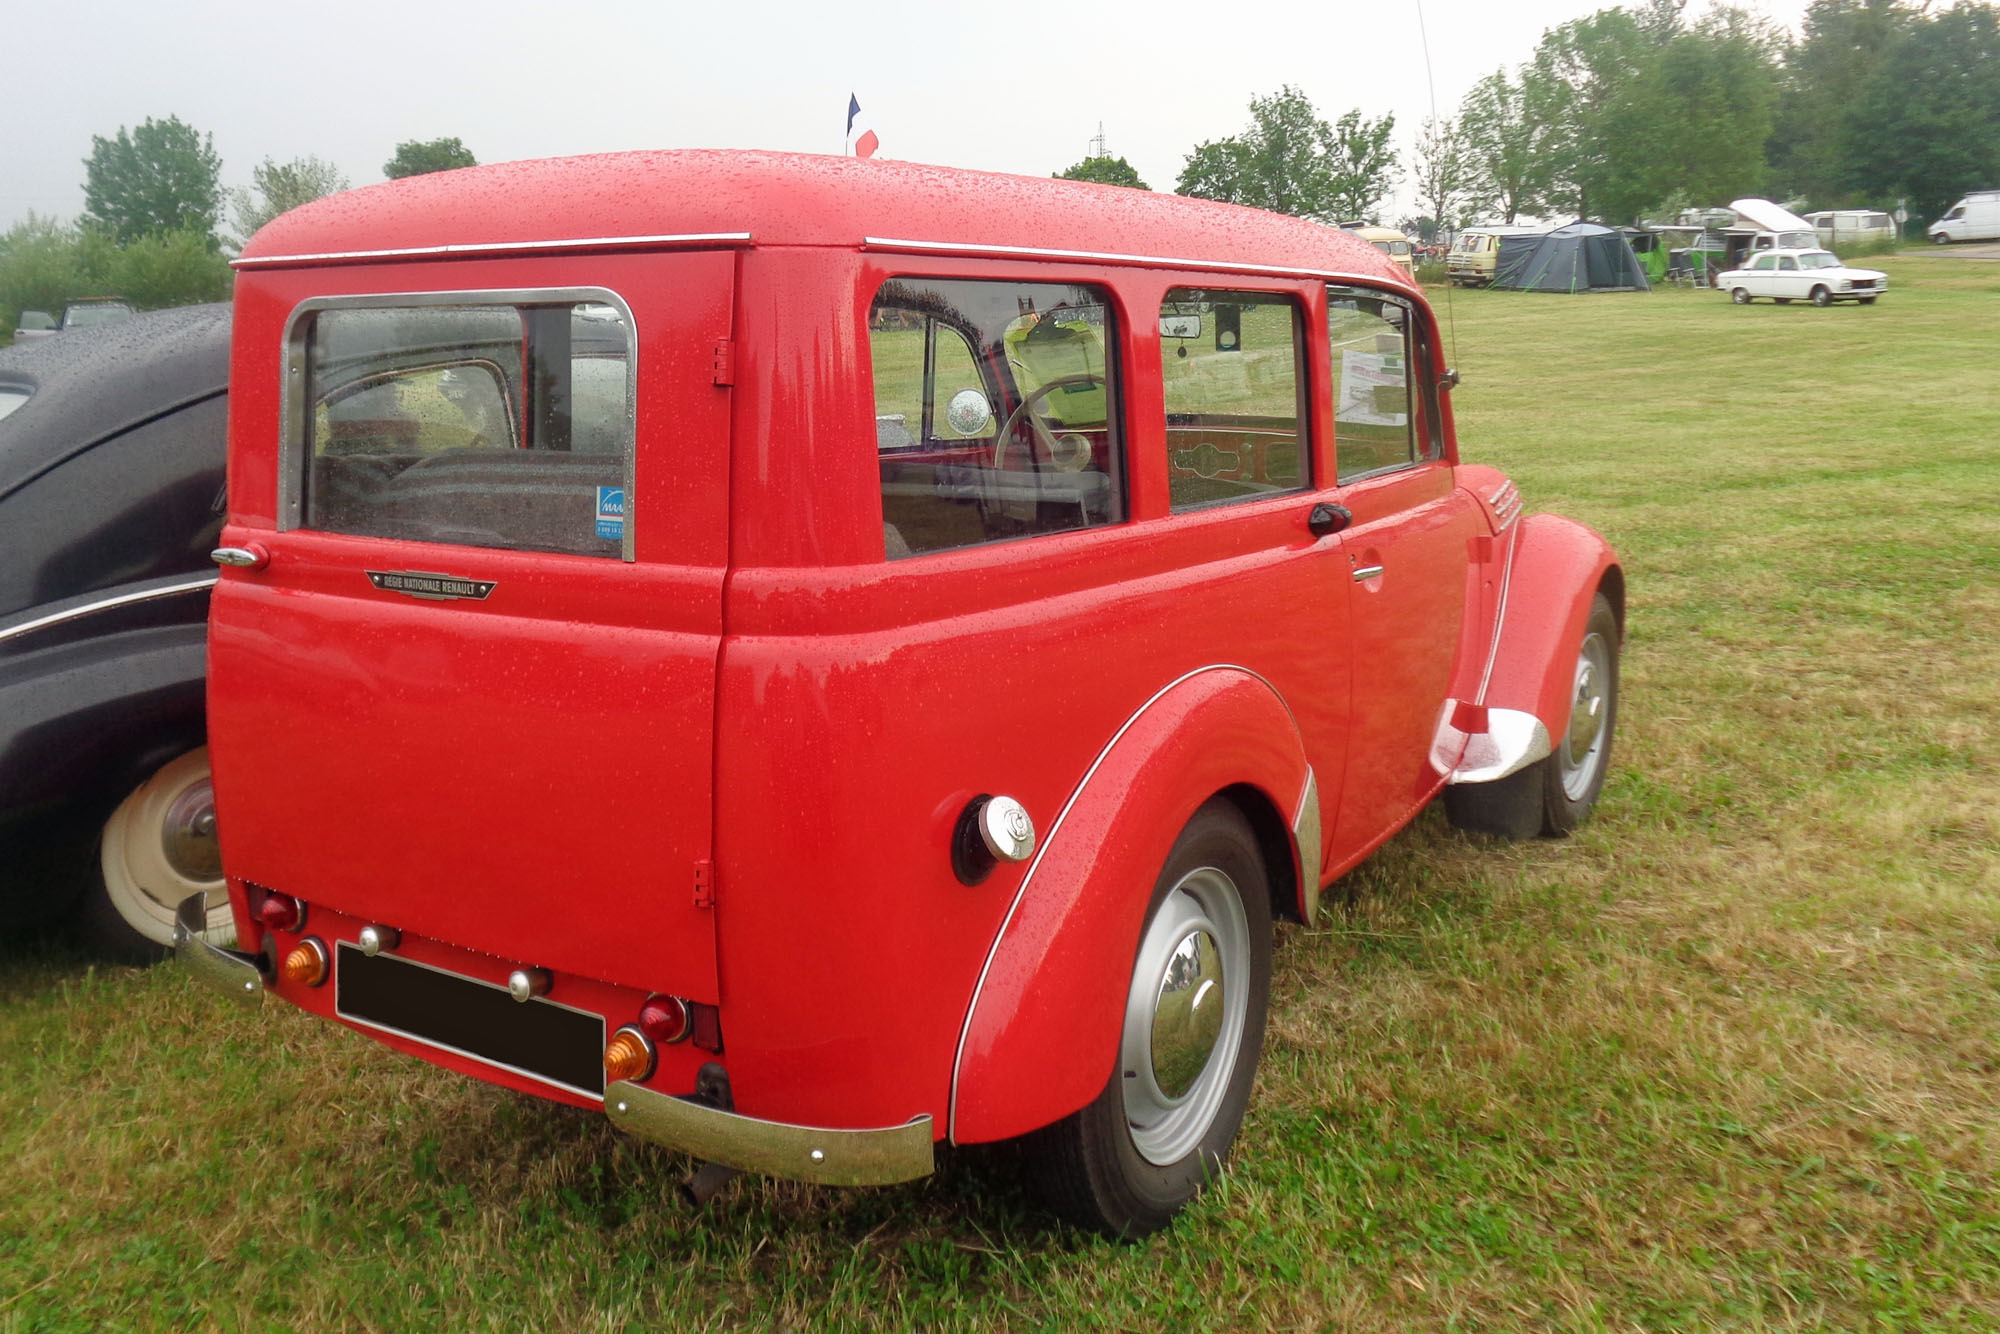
{"left": 160, "top": 779, "right": 222, "bottom": 882}
{"left": 1560, "top": 632, "right": 1612, "bottom": 801}
{"left": 1150, "top": 929, "right": 1225, "bottom": 1099}
{"left": 1121, "top": 867, "right": 1250, "bottom": 1165}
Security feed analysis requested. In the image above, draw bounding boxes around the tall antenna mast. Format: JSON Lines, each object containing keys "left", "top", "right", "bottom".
{"left": 1089, "top": 122, "right": 1107, "bottom": 159}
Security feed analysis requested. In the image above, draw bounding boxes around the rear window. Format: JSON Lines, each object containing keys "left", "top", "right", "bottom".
{"left": 292, "top": 293, "right": 633, "bottom": 559}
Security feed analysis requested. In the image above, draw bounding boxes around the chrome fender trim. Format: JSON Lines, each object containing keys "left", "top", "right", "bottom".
{"left": 604, "top": 1082, "right": 935, "bottom": 1186}
{"left": 173, "top": 893, "right": 267, "bottom": 1007}
{"left": 1433, "top": 705, "right": 1553, "bottom": 785}
{"left": 1292, "top": 767, "right": 1322, "bottom": 927}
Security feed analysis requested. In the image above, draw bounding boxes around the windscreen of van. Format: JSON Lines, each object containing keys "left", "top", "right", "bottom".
{"left": 296, "top": 296, "right": 634, "bottom": 559}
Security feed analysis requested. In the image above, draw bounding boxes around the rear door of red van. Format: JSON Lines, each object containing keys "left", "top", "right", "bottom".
{"left": 209, "top": 252, "right": 734, "bottom": 1000}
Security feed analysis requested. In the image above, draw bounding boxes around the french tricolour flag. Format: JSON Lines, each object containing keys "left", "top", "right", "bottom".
{"left": 845, "top": 94, "right": 879, "bottom": 159}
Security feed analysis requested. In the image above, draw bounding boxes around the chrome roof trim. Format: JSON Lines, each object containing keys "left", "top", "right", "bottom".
{"left": 864, "top": 236, "right": 1364, "bottom": 283}
{"left": 946, "top": 662, "right": 1302, "bottom": 1142}
{"left": 233, "top": 231, "right": 754, "bottom": 269}
{"left": 0, "top": 572, "right": 217, "bottom": 646}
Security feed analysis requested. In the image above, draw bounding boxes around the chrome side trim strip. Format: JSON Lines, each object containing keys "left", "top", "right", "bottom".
{"left": 946, "top": 663, "right": 1302, "bottom": 1140}
{"left": 234, "top": 231, "right": 753, "bottom": 269}
{"left": 1292, "top": 768, "right": 1322, "bottom": 928}
{"left": 173, "top": 893, "right": 266, "bottom": 1008}
{"left": 0, "top": 573, "right": 217, "bottom": 646}
{"left": 1474, "top": 522, "right": 1522, "bottom": 706}
{"left": 606, "top": 1082, "right": 935, "bottom": 1186}
{"left": 865, "top": 236, "right": 1362, "bottom": 283}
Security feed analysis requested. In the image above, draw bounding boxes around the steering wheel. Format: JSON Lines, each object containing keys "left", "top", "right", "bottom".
{"left": 993, "top": 374, "right": 1107, "bottom": 473}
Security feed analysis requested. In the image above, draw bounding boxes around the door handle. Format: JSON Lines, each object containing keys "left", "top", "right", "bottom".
{"left": 1307, "top": 503, "right": 1352, "bottom": 538}
{"left": 1352, "top": 564, "right": 1385, "bottom": 582}
{"left": 211, "top": 544, "right": 269, "bottom": 570}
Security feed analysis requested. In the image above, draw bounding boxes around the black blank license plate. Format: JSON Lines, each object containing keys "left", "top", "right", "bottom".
{"left": 336, "top": 944, "right": 605, "bottom": 1097}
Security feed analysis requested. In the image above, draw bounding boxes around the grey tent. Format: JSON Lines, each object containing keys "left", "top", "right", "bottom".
{"left": 1493, "top": 222, "right": 1650, "bottom": 292}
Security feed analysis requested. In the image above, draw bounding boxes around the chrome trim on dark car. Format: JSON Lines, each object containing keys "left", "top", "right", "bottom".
{"left": 173, "top": 892, "right": 267, "bottom": 1007}
{"left": 0, "top": 573, "right": 217, "bottom": 647}
{"left": 604, "top": 1081, "right": 935, "bottom": 1185}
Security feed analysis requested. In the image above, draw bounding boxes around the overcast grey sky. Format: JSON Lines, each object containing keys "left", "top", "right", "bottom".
{"left": 3, "top": 0, "right": 1809, "bottom": 233}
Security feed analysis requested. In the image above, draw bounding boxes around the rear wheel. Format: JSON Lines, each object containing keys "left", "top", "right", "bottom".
{"left": 1811, "top": 286, "right": 1832, "bottom": 307}
{"left": 1443, "top": 593, "right": 1619, "bottom": 840}
{"left": 82, "top": 747, "right": 233, "bottom": 960}
{"left": 1023, "top": 800, "right": 1272, "bottom": 1238}
{"left": 1731, "top": 287, "right": 1751, "bottom": 304}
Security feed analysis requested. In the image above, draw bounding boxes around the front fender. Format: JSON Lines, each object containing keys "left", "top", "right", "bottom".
{"left": 1475, "top": 512, "right": 1621, "bottom": 757}
{"left": 948, "top": 665, "right": 1312, "bottom": 1145}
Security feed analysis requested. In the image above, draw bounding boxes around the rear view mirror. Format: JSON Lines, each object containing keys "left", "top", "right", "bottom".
{"left": 1159, "top": 313, "right": 1202, "bottom": 340}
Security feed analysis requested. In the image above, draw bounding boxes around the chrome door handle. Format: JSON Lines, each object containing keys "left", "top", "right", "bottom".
{"left": 1352, "top": 564, "right": 1384, "bottom": 582}
{"left": 211, "top": 544, "right": 269, "bottom": 570}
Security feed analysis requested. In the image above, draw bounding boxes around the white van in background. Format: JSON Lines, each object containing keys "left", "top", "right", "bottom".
{"left": 1928, "top": 192, "right": 2000, "bottom": 244}
{"left": 1806, "top": 210, "right": 1896, "bottom": 247}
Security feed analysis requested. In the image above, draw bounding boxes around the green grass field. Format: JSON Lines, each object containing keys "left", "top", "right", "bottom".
{"left": 4, "top": 253, "right": 1997, "bottom": 1330}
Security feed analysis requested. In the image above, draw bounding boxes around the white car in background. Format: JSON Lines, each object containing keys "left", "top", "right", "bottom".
{"left": 1719, "top": 249, "right": 1887, "bottom": 306}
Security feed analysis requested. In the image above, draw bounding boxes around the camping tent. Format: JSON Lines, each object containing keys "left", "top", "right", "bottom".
{"left": 1493, "top": 222, "right": 1650, "bottom": 293}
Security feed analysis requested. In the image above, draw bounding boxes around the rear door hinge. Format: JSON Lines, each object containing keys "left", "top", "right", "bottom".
{"left": 693, "top": 858, "right": 715, "bottom": 909}
{"left": 710, "top": 338, "right": 735, "bottom": 386}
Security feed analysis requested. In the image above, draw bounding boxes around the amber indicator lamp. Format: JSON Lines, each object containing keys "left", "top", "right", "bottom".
{"left": 603, "top": 1026, "right": 656, "bottom": 1083}
{"left": 282, "top": 938, "right": 330, "bottom": 987}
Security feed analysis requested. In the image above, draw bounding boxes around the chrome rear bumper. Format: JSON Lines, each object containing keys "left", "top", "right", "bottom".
{"left": 605, "top": 1080, "right": 935, "bottom": 1186}
{"left": 173, "top": 892, "right": 267, "bottom": 1006}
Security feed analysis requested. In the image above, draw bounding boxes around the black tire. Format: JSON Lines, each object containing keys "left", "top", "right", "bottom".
{"left": 1023, "top": 799, "right": 1272, "bottom": 1238}
{"left": 1443, "top": 593, "right": 1619, "bottom": 840}
{"left": 1932, "top": 232, "right": 1950, "bottom": 246}
{"left": 1811, "top": 286, "right": 1832, "bottom": 307}
{"left": 1731, "top": 287, "right": 1751, "bottom": 305}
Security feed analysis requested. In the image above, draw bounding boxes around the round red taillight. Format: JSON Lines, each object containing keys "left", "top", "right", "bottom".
{"left": 638, "top": 994, "right": 691, "bottom": 1045}
{"left": 257, "top": 893, "right": 304, "bottom": 932}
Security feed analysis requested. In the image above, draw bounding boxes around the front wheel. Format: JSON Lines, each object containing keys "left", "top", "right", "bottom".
{"left": 1811, "top": 286, "right": 1832, "bottom": 307}
{"left": 1932, "top": 232, "right": 1951, "bottom": 246}
{"left": 83, "top": 746, "right": 233, "bottom": 959}
{"left": 1731, "top": 287, "right": 1751, "bottom": 305}
{"left": 1022, "top": 799, "right": 1272, "bottom": 1238}
{"left": 1443, "top": 593, "right": 1619, "bottom": 840}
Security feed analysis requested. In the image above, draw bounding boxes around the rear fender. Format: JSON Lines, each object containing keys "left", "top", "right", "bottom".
{"left": 948, "top": 665, "right": 1312, "bottom": 1145}
{"left": 1464, "top": 513, "right": 1621, "bottom": 771}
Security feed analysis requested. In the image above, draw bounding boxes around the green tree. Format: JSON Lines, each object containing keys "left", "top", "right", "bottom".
{"left": 1769, "top": 0, "right": 1912, "bottom": 206}
{"left": 1174, "top": 86, "right": 1396, "bottom": 223}
{"left": 1055, "top": 155, "right": 1150, "bottom": 189}
{"left": 1325, "top": 109, "right": 1399, "bottom": 221}
{"left": 1844, "top": 2, "right": 2000, "bottom": 226}
{"left": 109, "top": 229, "right": 233, "bottom": 309}
{"left": 1458, "top": 69, "right": 1553, "bottom": 222}
{"left": 230, "top": 155, "right": 351, "bottom": 240}
{"left": 81, "top": 116, "right": 223, "bottom": 245}
{"left": 383, "top": 137, "right": 478, "bottom": 179}
{"left": 1528, "top": 9, "right": 1653, "bottom": 220}
{"left": 1409, "top": 115, "right": 1472, "bottom": 234}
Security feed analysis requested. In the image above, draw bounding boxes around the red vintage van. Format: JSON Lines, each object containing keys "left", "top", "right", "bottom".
{"left": 180, "top": 151, "right": 1622, "bottom": 1237}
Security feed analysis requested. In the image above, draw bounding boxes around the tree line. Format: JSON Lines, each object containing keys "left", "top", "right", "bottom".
{"left": 1059, "top": 0, "right": 2000, "bottom": 240}
{"left": 0, "top": 123, "right": 477, "bottom": 332}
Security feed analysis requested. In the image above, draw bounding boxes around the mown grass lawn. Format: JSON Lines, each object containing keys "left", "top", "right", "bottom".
{"left": 4, "top": 253, "right": 1997, "bottom": 1331}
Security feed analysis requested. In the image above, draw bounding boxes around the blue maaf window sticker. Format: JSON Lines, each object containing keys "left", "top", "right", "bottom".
{"left": 595, "top": 486, "right": 626, "bottom": 541}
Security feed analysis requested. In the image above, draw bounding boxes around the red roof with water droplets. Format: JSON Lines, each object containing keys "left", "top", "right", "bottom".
{"left": 240, "top": 149, "right": 1404, "bottom": 285}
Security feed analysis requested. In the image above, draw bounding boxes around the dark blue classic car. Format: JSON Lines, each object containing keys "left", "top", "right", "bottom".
{"left": 0, "top": 304, "right": 233, "bottom": 956}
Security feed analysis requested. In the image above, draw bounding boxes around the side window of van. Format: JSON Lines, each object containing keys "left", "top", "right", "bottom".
{"left": 297, "top": 296, "right": 633, "bottom": 559}
{"left": 1329, "top": 292, "right": 1435, "bottom": 483}
{"left": 1158, "top": 289, "right": 1307, "bottom": 509}
{"left": 871, "top": 278, "right": 1122, "bottom": 559}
